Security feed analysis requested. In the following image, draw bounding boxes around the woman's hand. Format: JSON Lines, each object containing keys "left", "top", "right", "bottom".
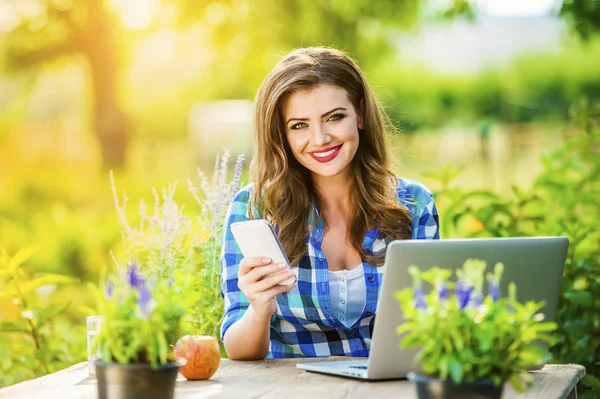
{"left": 237, "top": 257, "right": 296, "bottom": 321}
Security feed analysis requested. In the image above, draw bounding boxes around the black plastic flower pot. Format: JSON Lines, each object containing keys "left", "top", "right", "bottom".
{"left": 407, "top": 372, "right": 504, "bottom": 399}
{"left": 95, "top": 359, "right": 185, "bottom": 399}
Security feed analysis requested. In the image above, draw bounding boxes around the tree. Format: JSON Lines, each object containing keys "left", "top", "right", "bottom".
{"left": 2, "top": 0, "right": 420, "bottom": 169}
{"left": 167, "top": 0, "right": 420, "bottom": 98}
{"left": 4, "top": 0, "right": 596, "bottom": 171}
{"left": 3, "top": 0, "right": 129, "bottom": 170}
{"left": 561, "top": 0, "right": 600, "bottom": 40}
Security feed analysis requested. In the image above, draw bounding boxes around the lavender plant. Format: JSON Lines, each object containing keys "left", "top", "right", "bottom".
{"left": 108, "top": 151, "right": 245, "bottom": 340}
{"left": 396, "top": 259, "right": 557, "bottom": 392}
{"left": 110, "top": 173, "right": 193, "bottom": 283}
{"left": 186, "top": 150, "right": 246, "bottom": 337}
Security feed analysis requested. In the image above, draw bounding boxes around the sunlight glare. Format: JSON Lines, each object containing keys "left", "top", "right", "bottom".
{"left": 206, "top": 2, "right": 228, "bottom": 25}
{"left": 118, "top": 0, "right": 159, "bottom": 30}
{"left": 474, "top": 0, "right": 562, "bottom": 18}
{"left": 0, "top": 2, "right": 19, "bottom": 32}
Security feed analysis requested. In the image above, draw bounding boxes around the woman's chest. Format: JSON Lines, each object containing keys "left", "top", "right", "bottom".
{"left": 320, "top": 224, "right": 362, "bottom": 271}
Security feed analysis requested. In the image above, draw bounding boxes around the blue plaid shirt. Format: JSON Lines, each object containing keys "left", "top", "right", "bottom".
{"left": 220, "top": 178, "right": 440, "bottom": 358}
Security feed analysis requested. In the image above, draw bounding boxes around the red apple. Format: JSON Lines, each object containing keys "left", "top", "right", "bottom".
{"left": 174, "top": 335, "right": 221, "bottom": 380}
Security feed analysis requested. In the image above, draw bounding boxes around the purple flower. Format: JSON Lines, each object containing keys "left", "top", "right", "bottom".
{"left": 437, "top": 282, "right": 449, "bottom": 301}
{"left": 414, "top": 287, "right": 427, "bottom": 310}
{"left": 456, "top": 281, "right": 474, "bottom": 310}
{"left": 489, "top": 280, "right": 500, "bottom": 302}
{"left": 105, "top": 280, "right": 114, "bottom": 299}
{"left": 127, "top": 263, "right": 141, "bottom": 288}
{"left": 230, "top": 154, "right": 246, "bottom": 197}
{"left": 508, "top": 282, "right": 517, "bottom": 313}
{"left": 137, "top": 282, "right": 152, "bottom": 318}
{"left": 470, "top": 292, "right": 483, "bottom": 308}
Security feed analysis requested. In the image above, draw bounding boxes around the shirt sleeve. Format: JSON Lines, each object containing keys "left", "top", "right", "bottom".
{"left": 397, "top": 178, "right": 441, "bottom": 240}
{"left": 219, "top": 185, "right": 253, "bottom": 341}
{"left": 413, "top": 190, "right": 440, "bottom": 240}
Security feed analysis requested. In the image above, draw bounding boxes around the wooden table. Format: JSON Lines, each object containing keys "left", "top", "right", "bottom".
{"left": 0, "top": 358, "right": 586, "bottom": 399}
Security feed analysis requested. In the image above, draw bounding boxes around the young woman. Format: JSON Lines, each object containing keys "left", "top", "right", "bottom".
{"left": 220, "top": 47, "right": 439, "bottom": 360}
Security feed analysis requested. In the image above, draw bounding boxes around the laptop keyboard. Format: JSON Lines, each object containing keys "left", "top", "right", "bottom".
{"left": 349, "top": 365, "right": 368, "bottom": 369}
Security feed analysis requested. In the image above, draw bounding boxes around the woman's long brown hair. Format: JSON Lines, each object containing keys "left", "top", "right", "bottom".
{"left": 250, "top": 47, "right": 412, "bottom": 267}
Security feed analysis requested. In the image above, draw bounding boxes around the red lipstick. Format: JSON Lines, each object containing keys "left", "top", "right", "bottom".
{"left": 308, "top": 144, "right": 342, "bottom": 163}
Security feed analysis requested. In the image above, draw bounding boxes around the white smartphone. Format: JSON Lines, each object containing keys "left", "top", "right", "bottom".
{"left": 230, "top": 219, "right": 297, "bottom": 285}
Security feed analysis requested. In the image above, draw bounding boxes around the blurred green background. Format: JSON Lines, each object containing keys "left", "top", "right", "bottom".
{"left": 1, "top": 0, "right": 599, "bottom": 393}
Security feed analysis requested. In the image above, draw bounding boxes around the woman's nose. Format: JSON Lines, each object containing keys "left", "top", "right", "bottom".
{"left": 311, "top": 123, "right": 330, "bottom": 146}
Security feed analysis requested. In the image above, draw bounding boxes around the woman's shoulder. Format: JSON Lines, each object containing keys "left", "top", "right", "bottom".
{"left": 395, "top": 177, "right": 433, "bottom": 198}
{"left": 232, "top": 183, "right": 254, "bottom": 202}
{"left": 394, "top": 177, "right": 434, "bottom": 209}
{"left": 227, "top": 183, "right": 255, "bottom": 217}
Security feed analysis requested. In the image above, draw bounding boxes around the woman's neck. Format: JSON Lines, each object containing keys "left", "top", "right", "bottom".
{"left": 312, "top": 171, "right": 353, "bottom": 217}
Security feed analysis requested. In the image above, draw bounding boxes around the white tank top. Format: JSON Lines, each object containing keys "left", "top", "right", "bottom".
{"left": 328, "top": 264, "right": 366, "bottom": 328}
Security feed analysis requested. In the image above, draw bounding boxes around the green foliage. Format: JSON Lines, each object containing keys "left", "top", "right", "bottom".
{"left": 93, "top": 264, "right": 185, "bottom": 368}
{"left": 396, "top": 259, "right": 556, "bottom": 392}
{"left": 110, "top": 173, "right": 194, "bottom": 283}
{"left": 561, "top": 0, "right": 600, "bottom": 40}
{"left": 0, "top": 248, "right": 85, "bottom": 387}
{"left": 430, "top": 98, "right": 600, "bottom": 394}
{"left": 108, "top": 151, "right": 245, "bottom": 341}
{"left": 372, "top": 38, "right": 600, "bottom": 131}
{"left": 182, "top": 151, "right": 246, "bottom": 338}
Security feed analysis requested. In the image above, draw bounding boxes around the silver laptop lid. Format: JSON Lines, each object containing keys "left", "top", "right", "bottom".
{"left": 367, "top": 236, "right": 568, "bottom": 380}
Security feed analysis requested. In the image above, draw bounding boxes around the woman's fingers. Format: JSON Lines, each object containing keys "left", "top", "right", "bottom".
{"left": 240, "top": 268, "right": 295, "bottom": 296}
{"left": 254, "top": 269, "right": 296, "bottom": 292}
{"left": 260, "top": 279, "right": 296, "bottom": 299}
{"left": 238, "top": 257, "right": 272, "bottom": 275}
{"left": 237, "top": 257, "right": 295, "bottom": 309}
{"left": 246, "top": 262, "right": 288, "bottom": 282}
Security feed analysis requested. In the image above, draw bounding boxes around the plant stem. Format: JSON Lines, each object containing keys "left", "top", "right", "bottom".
{"left": 13, "top": 279, "right": 51, "bottom": 375}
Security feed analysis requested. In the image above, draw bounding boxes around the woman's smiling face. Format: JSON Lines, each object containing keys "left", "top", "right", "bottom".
{"left": 283, "top": 84, "right": 363, "bottom": 179}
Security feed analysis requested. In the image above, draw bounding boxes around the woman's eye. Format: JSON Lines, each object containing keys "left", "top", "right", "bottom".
{"left": 291, "top": 122, "right": 308, "bottom": 130}
{"left": 327, "top": 113, "right": 346, "bottom": 122}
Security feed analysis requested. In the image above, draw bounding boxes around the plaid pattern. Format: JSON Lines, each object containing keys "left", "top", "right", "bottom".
{"left": 220, "top": 178, "right": 440, "bottom": 358}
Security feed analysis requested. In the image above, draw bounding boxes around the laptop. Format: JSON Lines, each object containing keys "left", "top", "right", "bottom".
{"left": 296, "top": 236, "right": 568, "bottom": 380}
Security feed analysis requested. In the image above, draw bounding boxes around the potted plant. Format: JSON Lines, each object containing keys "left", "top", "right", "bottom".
{"left": 395, "top": 259, "right": 557, "bottom": 399}
{"left": 93, "top": 263, "right": 186, "bottom": 399}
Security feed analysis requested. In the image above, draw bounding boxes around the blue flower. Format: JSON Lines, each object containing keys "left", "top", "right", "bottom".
{"left": 137, "top": 281, "right": 152, "bottom": 319}
{"left": 408, "top": 266, "right": 427, "bottom": 310}
{"left": 437, "top": 282, "right": 449, "bottom": 301}
{"left": 127, "top": 263, "right": 141, "bottom": 288}
{"left": 489, "top": 280, "right": 500, "bottom": 302}
{"left": 414, "top": 287, "right": 427, "bottom": 310}
{"left": 470, "top": 292, "right": 483, "bottom": 308}
{"left": 487, "top": 262, "right": 504, "bottom": 303}
{"left": 105, "top": 279, "right": 114, "bottom": 299}
{"left": 456, "top": 280, "right": 474, "bottom": 310}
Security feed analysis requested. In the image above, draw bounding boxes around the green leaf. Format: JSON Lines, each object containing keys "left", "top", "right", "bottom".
{"left": 532, "top": 321, "right": 558, "bottom": 333}
{"left": 450, "top": 330, "right": 464, "bottom": 350}
{"left": 449, "top": 358, "right": 463, "bottom": 383}
{"left": 5, "top": 248, "right": 36, "bottom": 274}
{"left": 157, "top": 332, "right": 168, "bottom": 365}
{"left": 439, "top": 356, "right": 449, "bottom": 380}
{"left": 396, "top": 322, "right": 420, "bottom": 334}
{"left": 37, "top": 303, "right": 70, "bottom": 328}
{"left": 0, "top": 321, "right": 30, "bottom": 334}
{"left": 582, "top": 374, "right": 600, "bottom": 390}
{"left": 564, "top": 291, "right": 592, "bottom": 307}
{"left": 20, "top": 274, "right": 79, "bottom": 295}
{"left": 508, "top": 373, "right": 526, "bottom": 393}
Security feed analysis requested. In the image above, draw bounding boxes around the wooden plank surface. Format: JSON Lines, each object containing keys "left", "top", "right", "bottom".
{"left": 0, "top": 359, "right": 586, "bottom": 399}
